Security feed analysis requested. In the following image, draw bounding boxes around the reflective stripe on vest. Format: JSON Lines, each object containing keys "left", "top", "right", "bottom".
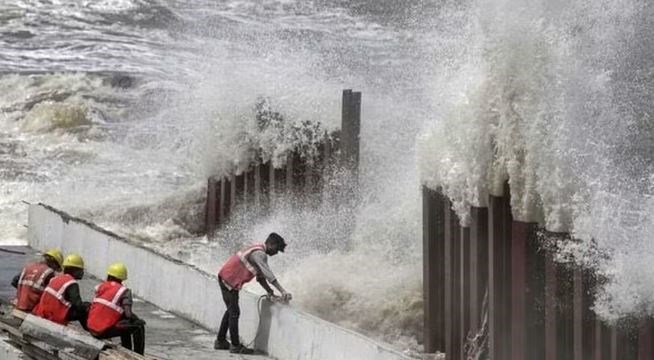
{"left": 17, "top": 264, "right": 53, "bottom": 291}
{"left": 43, "top": 279, "right": 76, "bottom": 308}
{"left": 237, "top": 247, "right": 261, "bottom": 276}
{"left": 16, "top": 263, "right": 53, "bottom": 311}
{"left": 88, "top": 281, "right": 128, "bottom": 334}
{"left": 32, "top": 274, "right": 76, "bottom": 325}
{"left": 92, "top": 285, "right": 127, "bottom": 314}
{"left": 218, "top": 243, "right": 266, "bottom": 290}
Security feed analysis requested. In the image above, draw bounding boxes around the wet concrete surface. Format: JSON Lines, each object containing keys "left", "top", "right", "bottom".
{"left": 0, "top": 246, "right": 273, "bottom": 360}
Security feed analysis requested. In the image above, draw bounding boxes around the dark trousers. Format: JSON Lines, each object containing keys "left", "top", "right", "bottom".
{"left": 217, "top": 277, "right": 241, "bottom": 346}
{"left": 95, "top": 319, "right": 146, "bottom": 355}
{"left": 67, "top": 304, "right": 89, "bottom": 330}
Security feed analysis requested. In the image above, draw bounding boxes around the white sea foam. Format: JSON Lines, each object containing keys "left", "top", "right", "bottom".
{"left": 5, "top": 0, "right": 652, "bottom": 354}
{"left": 1, "top": 1, "right": 435, "bottom": 353}
{"left": 419, "top": 0, "right": 654, "bottom": 322}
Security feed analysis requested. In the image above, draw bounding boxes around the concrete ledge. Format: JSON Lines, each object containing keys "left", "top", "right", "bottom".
{"left": 28, "top": 204, "right": 412, "bottom": 360}
{"left": 0, "top": 335, "right": 25, "bottom": 360}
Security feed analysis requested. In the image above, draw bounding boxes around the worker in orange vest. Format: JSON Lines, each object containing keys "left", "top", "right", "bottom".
{"left": 11, "top": 249, "right": 63, "bottom": 312}
{"left": 87, "top": 263, "right": 146, "bottom": 355}
{"left": 215, "top": 232, "right": 292, "bottom": 354}
{"left": 32, "top": 254, "right": 90, "bottom": 328}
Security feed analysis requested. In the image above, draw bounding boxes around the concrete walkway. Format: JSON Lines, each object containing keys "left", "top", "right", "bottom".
{"left": 1, "top": 246, "right": 274, "bottom": 360}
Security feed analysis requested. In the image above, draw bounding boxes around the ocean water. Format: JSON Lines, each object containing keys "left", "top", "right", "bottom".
{"left": 2, "top": 0, "right": 652, "bottom": 356}
{"left": 0, "top": 0, "right": 442, "bottom": 354}
{"left": 418, "top": 0, "right": 654, "bottom": 325}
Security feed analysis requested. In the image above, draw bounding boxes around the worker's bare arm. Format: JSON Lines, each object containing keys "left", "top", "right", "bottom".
{"left": 257, "top": 275, "right": 275, "bottom": 296}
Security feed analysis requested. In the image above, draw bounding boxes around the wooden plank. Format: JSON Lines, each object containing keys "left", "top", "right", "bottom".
{"left": 59, "top": 349, "right": 91, "bottom": 360}
{"left": 22, "top": 342, "right": 59, "bottom": 360}
{"left": 100, "top": 348, "right": 149, "bottom": 360}
{"left": 20, "top": 315, "right": 104, "bottom": 359}
{"left": 0, "top": 318, "right": 23, "bottom": 338}
{"left": 12, "top": 309, "right": 28, "bottom": 320}
{"left": 3, "top": 313, "right": 149, "bottom": 360}
{"left": 9, "top": 333, "right": 60, "bottom": 360}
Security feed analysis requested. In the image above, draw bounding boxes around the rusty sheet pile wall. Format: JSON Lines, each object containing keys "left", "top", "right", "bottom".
{"left": 205, "top": 89, "right": 361, "bottom": 234}
{"left": 422, "top": 185, "right": 654, "bottom": 360}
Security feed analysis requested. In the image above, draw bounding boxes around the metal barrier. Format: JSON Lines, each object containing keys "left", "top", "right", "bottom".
{"left": 422, "top": 185, "right": 653, "bottom": 360}
{"left": 205, "top": 89, "right": 361, "bottom": 234}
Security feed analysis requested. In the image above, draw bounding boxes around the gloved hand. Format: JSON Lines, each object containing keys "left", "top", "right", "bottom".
{"left": 281, "top": 292, "right": 293, "bottom": 302}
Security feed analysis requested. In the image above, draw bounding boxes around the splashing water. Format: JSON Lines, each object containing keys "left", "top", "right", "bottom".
{"left": 418, "top": 0, "right": 654, "bottom": 325}
{"left": 3, "top": 0, "right": 651, "bottom": 355}
{"left": 0, "top": 0, "right": 441, "bottom": 353}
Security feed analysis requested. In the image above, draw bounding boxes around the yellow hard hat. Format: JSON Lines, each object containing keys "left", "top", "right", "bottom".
{"left": 44, "top": 249, "right": 63, "bottom": 267}
{"left": 107, "top": 262, "right": 128, "bottom": 280}
{"left": 62, "top": 254, "right": 85, "bottom": 269}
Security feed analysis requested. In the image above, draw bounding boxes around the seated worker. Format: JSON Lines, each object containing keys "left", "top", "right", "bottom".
{"left": 32, "top": 254, "right": 89, "bottom": 329}
{"left": 11, "top": 249, "right": 63, "bottom": 312}
{"left": 87, "top": 263, "right": 145, "bottom": 355}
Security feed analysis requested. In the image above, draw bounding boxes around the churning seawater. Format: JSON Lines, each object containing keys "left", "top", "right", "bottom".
{"left": 0, "top": 0, "right": 443, "bottom": 354}
{"left": 2, "top": 0, "right": 653, "bottom": 357}
{"left": 418, "top": 0, "right": 654, "bottom": 343}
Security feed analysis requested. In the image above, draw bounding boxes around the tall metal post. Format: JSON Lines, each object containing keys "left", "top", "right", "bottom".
{"left": 206, "top": 177, "right": 218, "bottom": 234}
{"left": 445, "top": 202, "right": 462, "bottom": 359}
{"left": 341, "top": 89, "right": 361, "bottom": 173}
{"left": 469, "top": 207, "right": 488, "bottom": 334}
{"left": 489, "top": 189, "right": 512, "bottom": 360}
{"left": 423, "top": 186, "right": 446, "bottom": 353}
{"left": 220, "top": 176, "right": 232, "bottom": 222}
{"left": 510, "top": 221, "right": 544, "bottom": 360}
{"left": 460, "top": 226, "right": 471, "bottom": 359}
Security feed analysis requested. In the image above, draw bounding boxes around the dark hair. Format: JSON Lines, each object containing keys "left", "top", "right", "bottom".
{"left": 64, "top": 267, "right": 83, "bottom": 276}
{"left": 107, "top": 275, "right": 123, "bottom": 283}
{"left": 266, "top": 232, "right": 287, "bottom": 252}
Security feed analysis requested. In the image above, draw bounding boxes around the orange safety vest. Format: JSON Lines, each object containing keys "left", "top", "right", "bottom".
{"left": 218, "top": 243, "right": 266, "bottom": 290}
{"left": 87, "top": 281, "right": 128, "bottom": 334}
{"left": 16, "top": 262, "right": 54, "bottom": 311}
{"left": 32, "top": 273, "right": 76, "bottom": 325}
